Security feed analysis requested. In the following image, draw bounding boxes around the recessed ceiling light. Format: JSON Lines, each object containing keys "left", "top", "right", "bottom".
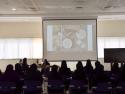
{"left": 12, "top": 8, "right": 16, "bottom": 11}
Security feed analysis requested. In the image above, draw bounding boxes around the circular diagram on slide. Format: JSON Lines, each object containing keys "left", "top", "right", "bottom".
{"left": 76, "top": 30, "right": 86, "bottom": 39}
{"left": 62, "top": 38, "right": 72, "bottom": 48}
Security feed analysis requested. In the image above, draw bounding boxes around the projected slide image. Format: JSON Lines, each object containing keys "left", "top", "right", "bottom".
{"left": 43, "top": 20, "right": 97, "bottom": 61}
{"left": 47, "top": 24, "right": 93, "bottom": 52}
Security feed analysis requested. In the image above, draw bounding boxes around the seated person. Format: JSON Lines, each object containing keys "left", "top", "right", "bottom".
{"left": 59, "top": 60, "right": 72, "bottom": 78}
{"left": 15, "top": 63, "right": 24, "bottom": 79}
{"left": 0, "top": 69, "right": 1, "bottom": 75}
{"left": 72, "top": 61, "right": 87, "bottom": 84}
{"left": 111, "top": 63, "right": 120, "bottom": 75}
{"left": 1, "top": 65, "right": 21, "bottom": 94}
{"left": 121, "top": 63, "right": 125, "bottom": 80}
{"left": 22, "top": 58, "right": 29, "bottom": 73}
{"left": 41, "top": 59, "right": 50, "bottom": 77}
{"left": 84, "top": 59, "right": 93, "bottom": 79}
{"left": 25, "top": 64, "right": 43, "bottom": 83}
{"left": 92, "top": 61, "right": 107, "bottom": 86}
{"left": 47, "top": 65, "right": 62, "bottom": 80}
{"left": 111, "top": 63, "right": 120, "bottom": 87}
{"left": 59, "top": 60, "right": 72, "bottom": 91}
{"left": 2, "top": 64, "right": 19, "bottom": 83}
{"left": 0, "top": 69, "right": 2, "bottom": 81}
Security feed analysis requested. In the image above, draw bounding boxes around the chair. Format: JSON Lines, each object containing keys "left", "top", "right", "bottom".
{"left": 69, "top": 80, "right": 88, "bottom": 94}
{"left": 116, "top": 81, "right": 125, "bottom": 94}
{"left": 23, "top": 81, "right": 42, "bottom": 94}
{"left": 0, "top": 81, "right": 16, "bottom": 94}
{"left": 47, "top": 80, "right": 64, "bottom": 94}
{"left": 92, "top": 82, "right": 112, "bottom": 94}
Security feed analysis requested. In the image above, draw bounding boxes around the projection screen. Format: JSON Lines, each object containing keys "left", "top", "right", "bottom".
{"left": 43, "top": 19, "right": 97, "bottom": 61}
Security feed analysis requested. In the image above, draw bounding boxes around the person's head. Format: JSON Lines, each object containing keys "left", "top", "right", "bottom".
{"left": 76, "top": 61, "right": 83, "bottom": 70}
{"left": 5, "top": 64, "right": 14, "bottom": 73}
{"left": 61, "top": 60, "right": 67, "bottom": 68}
{"left": 30, "top": 63, "right": 37, "bottom": 71}
{"left": 86, "top": 59, "right": 92, "bottom": 66}
{"left": 43, "top": 59, "right": 50, "bottom": 65}
{"left": 95, "top": 60, "right": 101, "bottom": 67}
{"left": 51, "top": 65, "right": 58, "bottom": 72}
{"left": 19, "top": 59, "right": 22, "bottom": 63}
{"left": 23, "top": 58, "right": 27, "bottom": 64}
{"left": 44, "top": 59, "right": 48, "bottom": 64}
{"left": 36, "top": 59, "right": 39, "bottom": 64}
{"left": 0, "top": 69, "right": 2, "bottom": 75}
{"left": 15, "top": 63, "right": 22, "bottom": 71}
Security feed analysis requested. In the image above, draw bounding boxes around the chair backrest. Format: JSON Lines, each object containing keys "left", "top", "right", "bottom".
{"left": 117, "top": 81, "right": 125, "bottom": 88}
{"left": 70, "top": 80, "right": 88, "bottom": 89}
{"left": 92, "top": 82, "right": 112, "bottom": 94}
{"left": 48, "top": 80, "right": 64, "bottom": 89}
{"left": 97, "top": 82, "right": 112, "bottom": 89}
{"left": 116, "top": 81, "right": 125, "bottom": 94}
{"left": 62, "top": 75, "right": 71, "bottom": 81}
{"left": 0, "top": 81, "right": 16, "bottom": 92}
{"left": 23, "top": 81, "right": 42, "bottom": 91}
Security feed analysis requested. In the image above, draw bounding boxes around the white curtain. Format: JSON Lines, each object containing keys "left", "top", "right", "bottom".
{"left": 1, "top": 37, "right": 125, "bottom": 59}
{"left": 98, "top": 37, "right": 125, "bottom": 58}
{"left": 0, "top": 38, "right": 42, "bottom": 59}
{"left": 97, "top": 37, "right": 105, "bottom": 58}
{"left": 104, "top": 37, "right": 119, "bottom": 48}
{"left": 18, "top": 39, "right": 33, "bottom": 58}
{"left": 0, "top": 39, "right": 5, "bottom": 59}
{"left": 32, "top": 38, "right": 43, "bottom": 58}
{"left": 4, "top": 39, "right": 18, "bottom": 59}
{"left": 119, "top": 37, "right": 125, "bottom": 48}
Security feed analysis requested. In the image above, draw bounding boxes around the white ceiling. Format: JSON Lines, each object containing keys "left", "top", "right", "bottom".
{"left": 0, "top": 0, "right": 125, "bottom": 18}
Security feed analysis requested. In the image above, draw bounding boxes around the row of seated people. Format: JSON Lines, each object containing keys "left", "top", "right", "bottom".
{"left": 0, "top": 58, "right": 43, "bottom": 94}
{"left": 0, "top": 58, "right": 98, "bottom": 94}
{"left": 37, "top": 59, "right": 125, "bottom": 94}
{"left": 0, "top": 58, "right": 42, "bottom": 82}
{"left": 43, "top": 60, "right": 108, "bottom": 94}
{"left": 0, "top": 58, "right": 125, "bottom": 94}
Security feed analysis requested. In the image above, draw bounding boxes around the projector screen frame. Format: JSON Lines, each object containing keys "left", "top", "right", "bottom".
{"left": 42, "top": 19, "right": 98, "bottom": 62}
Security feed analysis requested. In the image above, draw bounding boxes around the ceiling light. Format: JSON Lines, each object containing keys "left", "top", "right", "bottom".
{"left": 12, "top": 8, "right": 16, "bottom": 11}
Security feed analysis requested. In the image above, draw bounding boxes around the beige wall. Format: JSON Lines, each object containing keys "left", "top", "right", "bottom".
{"left": 0, "top": 22, "right": 42, "bottom": 38}
{"left": 1, "top": 20, "right": 125, "bottom": 38}
{"left": 1, "top": 20, "right": 124, "bottom": 72}
{"left": 97, "top": 20, "right": 125, "bottom": 37}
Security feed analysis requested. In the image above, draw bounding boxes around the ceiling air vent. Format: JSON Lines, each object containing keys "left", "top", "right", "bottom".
{"left": 28, "top": 7, "right": 38, "bottom": 11}
{"left": 76, "top": 6, "right": 83, "bottom": 9}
